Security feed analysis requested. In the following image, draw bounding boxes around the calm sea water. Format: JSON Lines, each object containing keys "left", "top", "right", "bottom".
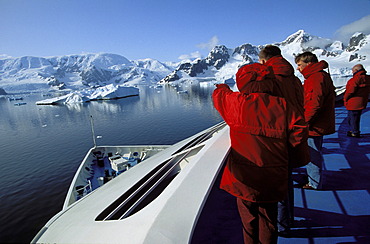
{"left": 0, "top": 82, "right": 225, "bottom": 243}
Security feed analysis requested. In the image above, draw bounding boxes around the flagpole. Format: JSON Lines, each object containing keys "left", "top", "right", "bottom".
{"left": 89, "top": 115, "right": 97, "bottom": 148}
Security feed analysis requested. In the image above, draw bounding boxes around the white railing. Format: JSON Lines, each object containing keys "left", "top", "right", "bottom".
{"left": 74, "top": 180, "right": 93, "bottom": 200}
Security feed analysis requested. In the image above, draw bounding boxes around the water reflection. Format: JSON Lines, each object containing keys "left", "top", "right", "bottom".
{"left": 0, "top": 82, "right": 226, "bottom": 243}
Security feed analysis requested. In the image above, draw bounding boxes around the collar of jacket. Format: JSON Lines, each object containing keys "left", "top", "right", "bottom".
{"left": 302, "top": 60, "right": 328, "bottom": 79}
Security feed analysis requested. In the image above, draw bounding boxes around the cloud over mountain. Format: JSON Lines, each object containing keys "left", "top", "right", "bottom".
{"left": 335, "top": 15, "right": 370, "bottom": 43}
{"left": 178, "top": 51, "right": 203, "bottom": 61}
{"left": 196, "top": 36, "right": 220, "bottom": 51}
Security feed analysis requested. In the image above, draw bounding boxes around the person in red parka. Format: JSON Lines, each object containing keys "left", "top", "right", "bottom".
{"left": 212, "top": 63, "right": 309, "bottom": 244}
{"left": 259, "top": 45, "right": 304, "bottom": 114}
{"left": 343, "top": 64, "right": 370, "bottom": 137}
{"left": 259, "top": 45, "right": 307, "bottom": 235}
{"left": 295, "top": 52, "right": 336, "bottom": 190}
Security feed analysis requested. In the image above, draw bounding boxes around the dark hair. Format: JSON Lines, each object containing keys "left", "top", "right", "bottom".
{"left": 295, "top": 51, "right": 318, "bottom": 64}
{"left": 258, "top": 45, "right": 281, "bottom": 60}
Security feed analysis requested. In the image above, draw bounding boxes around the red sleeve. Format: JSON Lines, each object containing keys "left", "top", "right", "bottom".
{"left": 287, "top": 106, "right": 310, "bottom": 168}
{"left": 343, "top": 77, "right": 357, "bottom": 102}
{"left": 304, "top": 73, "right": 324, "bottom": 124}
{"left": 212, "top": 85, "right": 241, "bottom": 126}
{"left": 212, "top": 84, "right": 232, "bottom": 112}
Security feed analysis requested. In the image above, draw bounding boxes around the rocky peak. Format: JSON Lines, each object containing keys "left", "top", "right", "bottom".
{"left": 346, "top": 32, "right": 366, "bottom": 52}
{"left": 281, "top": 30, "right": 312, "bottom": 45}
{"left": 0, "top": 87, "right": 7, "bottom": 95}
{"left": 160, "top": 45, "right": 231, "bottom": 82}
{"left": 233, "top": 43, "right": 260, "bottom": 63}
{"left": 205, "top": 45, "right": 230, "bottom": 69}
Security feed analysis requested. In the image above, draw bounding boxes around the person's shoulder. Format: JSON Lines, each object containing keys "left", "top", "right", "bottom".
{"left": 348, "top": 74, "right": 359, "bottom": 82}
{"left": 347, "top": 73, "right": 365, "bottom": 87}
{"left": 346, "top": 76, "right": 356, "bottom": 86}
{"left": 309, "top": 70, "right": 327, "bottom": 81}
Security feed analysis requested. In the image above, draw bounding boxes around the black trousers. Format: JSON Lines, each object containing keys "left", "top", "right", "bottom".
{"left": 237, "top": 198, "right": 278, "bottom": 244}
{"left": 348, "top": 110, "right": 363, "bottom": 134}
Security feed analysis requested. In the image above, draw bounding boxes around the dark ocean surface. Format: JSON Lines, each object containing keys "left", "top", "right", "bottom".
{"left": 0, "top": 82, "right": 224, "bottom": 243}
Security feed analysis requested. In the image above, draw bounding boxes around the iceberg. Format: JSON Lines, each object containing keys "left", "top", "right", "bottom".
{"left": 88, "top": 84, "right": 139, "bottom": 100}
{"left": 35, "top": 92, "right": 89, "bottom": 105}
{"left": 36, "top": 84, "right": 139, "bottom": 105}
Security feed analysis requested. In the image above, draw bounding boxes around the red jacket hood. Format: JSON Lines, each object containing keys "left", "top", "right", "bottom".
{"left": 236, "top": 63, "right": 275, "bottom": 94}
{"left": 301, "top": 60, "right": 328, "bottom": 79}
{"left": 265, "top": 55, "right": 294, "bottom": 76}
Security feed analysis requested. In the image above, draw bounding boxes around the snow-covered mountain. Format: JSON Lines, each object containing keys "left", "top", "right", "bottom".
{"left": 159, "top": 30, "right": 370, "bottom": 87}
{"left": 1, "top": 30, "right": 369, "bottom": 92}
{"left": 0, "top": 53, "right": 175, "bottom": 92}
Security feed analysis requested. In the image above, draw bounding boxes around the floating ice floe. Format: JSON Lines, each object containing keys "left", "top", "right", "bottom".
{"left": 35, "top": 92, "right": 89, "bottom": 105}
{"left": 36, "top": 85, "right": 139, "bottom": 105}
{"left": 8, "top": 97, "right": 24, "bottom": 101}
{"left": 88, "top": 84, "right": 139, "bottom": 100}
{"left": 177, "top": 90, "right": 188, "bottom": 94}
{"left": 14, "top": 102, "right": 27, "bottom": 106}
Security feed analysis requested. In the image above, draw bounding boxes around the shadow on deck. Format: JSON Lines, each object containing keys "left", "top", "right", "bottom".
{"left": 192, "top": 105, "right": 370, "bottom": 244}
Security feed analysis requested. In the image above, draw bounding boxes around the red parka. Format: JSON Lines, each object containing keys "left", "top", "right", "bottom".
{"left": 213, "top": 63, "right": 309, "bottom": 202}
{"left": 265, "top": 55, "right": 304, "bottom": 114}
{"left": 301, "top": 61, "right": 336, "bottom": 136}
{"left": 344, "top": 69, "right": 370, "bottom": 110}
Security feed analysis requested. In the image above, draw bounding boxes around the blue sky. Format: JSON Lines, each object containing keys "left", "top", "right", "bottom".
{"left": 1, "top": 0, "right": 370, "bottom": 62}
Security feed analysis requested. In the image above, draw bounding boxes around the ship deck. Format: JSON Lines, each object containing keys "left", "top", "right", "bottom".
{"left": 192, "top": 103, "right": 370, "bottom": 244}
